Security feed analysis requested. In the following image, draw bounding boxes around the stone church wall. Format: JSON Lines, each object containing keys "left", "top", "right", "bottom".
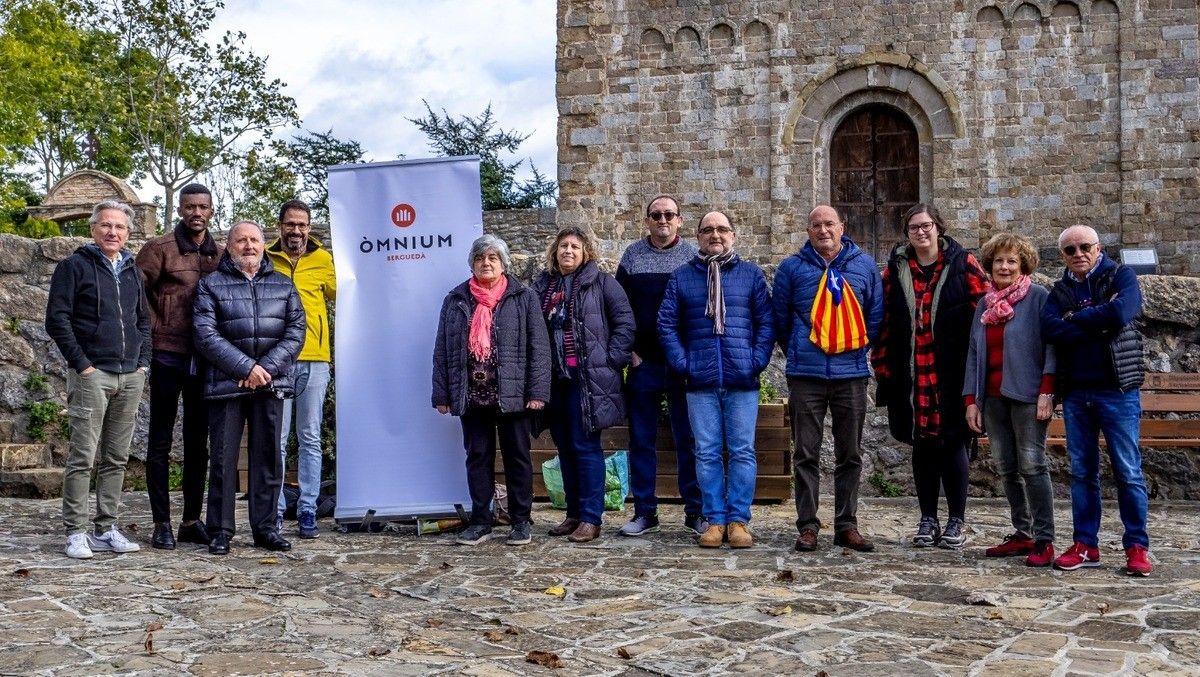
{"left": 556, "top": 0, "right": 1199, "bottom": 271}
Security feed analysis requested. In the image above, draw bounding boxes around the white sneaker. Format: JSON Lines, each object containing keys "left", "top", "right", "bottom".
{"left": 88, "top": 527, "right": 140, "bottom": 553}
{"left": 65, "top": 533, "right": 94, "bottom": 559}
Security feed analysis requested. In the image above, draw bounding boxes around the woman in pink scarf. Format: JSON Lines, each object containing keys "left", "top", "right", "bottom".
{"left": 963, "top": 233, "right": 1057, "bottom": 567}
{"left": 432, "top": 235, "right": 551, "bottom": 547}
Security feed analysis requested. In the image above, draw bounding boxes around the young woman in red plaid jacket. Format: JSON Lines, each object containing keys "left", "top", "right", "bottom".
{"left": 872, "top": 203, "right": 989, "bottom": 550}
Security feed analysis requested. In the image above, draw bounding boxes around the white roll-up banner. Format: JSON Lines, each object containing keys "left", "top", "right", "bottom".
{"left": 327, "top": 156, "right": 481, "bottom": 520}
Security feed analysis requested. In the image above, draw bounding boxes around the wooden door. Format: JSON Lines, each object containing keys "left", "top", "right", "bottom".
{"left": 830, "top": 106, "right": 920, "bottom": 263}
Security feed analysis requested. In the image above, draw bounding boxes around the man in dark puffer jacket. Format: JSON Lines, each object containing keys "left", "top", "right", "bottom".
{"left": 194, "top": 221, "right": 305, "bottom": 556}
{"left": 1042, "top": 224, "right": 1151, "bottom": 577}
{"left": 659, "top": 210, "right": 774, "bottom": 550}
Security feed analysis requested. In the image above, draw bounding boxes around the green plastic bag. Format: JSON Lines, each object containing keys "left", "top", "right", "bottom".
{"left": 542, "top": 456, "right": 567, "bottom": 509}
{"left": 542, "top": 451, "right": 631, "bottom": 511}
{"left": 604, "top": 450, "right": 630, "bottom": 511}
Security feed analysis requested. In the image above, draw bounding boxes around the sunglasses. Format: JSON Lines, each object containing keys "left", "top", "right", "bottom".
{"left": 648, "top": 211, "right": 678, "bottom": 222}
{"left": 1061, "top": 242, "right": 1098, "bottom": 256}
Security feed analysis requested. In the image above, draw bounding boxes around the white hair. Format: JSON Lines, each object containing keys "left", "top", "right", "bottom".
{"left": 229, "top": 220, "right": 264, "bottom": 239}
{"left": 90, "top": 200, "right": 135, "bottom": 226}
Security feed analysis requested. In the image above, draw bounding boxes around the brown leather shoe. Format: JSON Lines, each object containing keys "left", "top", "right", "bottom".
{"left": 727, "top": 522, "right": 753, "bottom": 549}
{"left": 833, "top": 528, "right": 875, "bottom": 552}
{"left": 794, "top": 527, "right": 818, "bottom": 552}
{"left": 548, "top": 518, "right": 581, "bottom": 537}
{"left": 567, "top": 522, "right": 601, "bottom": 543}
{"left": 698, "top": 524, "right": 726, "bottom": 548}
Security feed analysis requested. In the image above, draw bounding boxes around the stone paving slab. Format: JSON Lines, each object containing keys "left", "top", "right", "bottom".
{"left": 1, "top": 495, "right": 1198, "bottom": 676}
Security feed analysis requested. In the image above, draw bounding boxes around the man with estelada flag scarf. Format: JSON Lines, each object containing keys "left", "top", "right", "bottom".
{"left": 773, "top": 205, "right": 884, "bottom": 554}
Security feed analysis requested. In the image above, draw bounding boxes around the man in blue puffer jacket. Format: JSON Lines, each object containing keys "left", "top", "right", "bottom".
{"left": 774, "top": 206, "right": 883, "bottom": 554}
{"left": 659, "top": 210, "right": 774, "bottom": 549}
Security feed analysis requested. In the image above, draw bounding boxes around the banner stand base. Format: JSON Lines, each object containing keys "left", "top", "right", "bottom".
{"left": 335, "top": 504, "right": 471, "bottom": 536}
{"left": 358, "top": 509, "right": 377, "bottom": 532}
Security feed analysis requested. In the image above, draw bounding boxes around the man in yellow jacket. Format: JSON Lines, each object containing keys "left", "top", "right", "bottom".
{"left": 266, "top": 199, "right": 336, "bottom": 539}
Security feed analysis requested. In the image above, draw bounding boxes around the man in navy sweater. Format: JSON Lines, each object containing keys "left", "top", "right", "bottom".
{"left": 1041, "top": 225, "right": 1151, "bottom": 576}
{"left": 615, "top": 195, "right": 703, "bottom": 537}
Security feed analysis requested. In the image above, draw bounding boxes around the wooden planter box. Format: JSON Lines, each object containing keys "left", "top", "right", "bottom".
{"left": 496, "top": 403, "right": 793, "bottom": 503}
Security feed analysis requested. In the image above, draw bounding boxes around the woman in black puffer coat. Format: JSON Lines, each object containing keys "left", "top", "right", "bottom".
{"left": 433, "top": 235, "right": 550, "bottom": 547}
{"left": 531, "top": 226, "right": 635, "bottom": 544}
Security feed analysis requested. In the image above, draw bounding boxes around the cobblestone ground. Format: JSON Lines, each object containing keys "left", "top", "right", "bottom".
{"left": 1, "top": 495, "right": 1198, "bottom": 676}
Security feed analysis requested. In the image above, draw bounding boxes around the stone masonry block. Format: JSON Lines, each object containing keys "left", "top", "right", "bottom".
{"left": 0, "top": 444, "right": 50, "bottom": 471}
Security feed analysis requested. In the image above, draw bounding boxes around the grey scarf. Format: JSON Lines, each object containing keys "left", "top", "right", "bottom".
{"left": 701, "top": 249, "right": 735, "bottom": 335}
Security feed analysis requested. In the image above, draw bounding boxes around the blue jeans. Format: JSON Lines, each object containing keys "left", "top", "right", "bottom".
{"left": 1062, "top": 388, "right": 1149, "bottom": 549}
{"left": 277, "top": 361, "right": 331, "bottom": 516}
{"left": 626, "top": 361, "right": 701, "bottom": 517}
{"left": 549, "top": 378, "right": 606, "bottom": 525}
{"left": 686, "top": 388, "right": 759, "bottom": 525}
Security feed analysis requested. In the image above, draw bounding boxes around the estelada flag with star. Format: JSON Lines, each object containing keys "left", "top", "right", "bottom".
{"left": 809, "top": 265, "right": 868, "bottom": 355}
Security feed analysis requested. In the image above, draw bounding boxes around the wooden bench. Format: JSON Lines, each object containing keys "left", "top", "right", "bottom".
{"left": 1045, "top": 372, "right": 1200, "bottom": 447}
{"left": 496, "top": 403, "right": 794, "bottom": 502}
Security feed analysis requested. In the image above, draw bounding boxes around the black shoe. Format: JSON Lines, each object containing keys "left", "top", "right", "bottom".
{"left": 506, "top": 521, "right": 532, "bottom": 546}
{"left": 455, "top": 524, "right": 494, "bottom": 545}
{"left": 151, "top": 522, "right": 176, "bottom": 550}
{"left": 208, "top": 532, "right": 231, "bottom": 555}
{"left": 177, "top": 521, "right": 212, "bottom": 545}
{"left": 253, "top": 531, "right": 292, "bottom": 552}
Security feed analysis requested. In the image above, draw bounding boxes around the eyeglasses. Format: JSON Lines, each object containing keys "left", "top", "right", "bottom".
{"left": 907, "top": 221, "right": 936, "bottom": 234}
{"left": 1061, "top": 242, "right": 1099, "bottom": 256}
{"left": 281, "top": 221, "right": 310, "bottom": 231}
{"left": 698, "top": 225, "right": 734, "bottom": 235}
{"left": 648, "top": 211, "right": 678, "bottom": 222}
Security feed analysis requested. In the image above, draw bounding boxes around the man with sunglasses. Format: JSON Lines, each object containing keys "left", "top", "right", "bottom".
{"left": 615, "top": 195, "right": 703, "bottom": 537}
{"left": 1042, "top": 225, "right": 1151, "bottom": 576}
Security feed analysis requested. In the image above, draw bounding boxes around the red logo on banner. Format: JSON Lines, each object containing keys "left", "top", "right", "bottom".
{"left": 391, "top": 203, "right": 416, "bottom": 228}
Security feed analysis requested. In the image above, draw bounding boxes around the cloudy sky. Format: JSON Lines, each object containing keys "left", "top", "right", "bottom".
{"left": 211, "top": 0, "right": 558, "bottom": 181}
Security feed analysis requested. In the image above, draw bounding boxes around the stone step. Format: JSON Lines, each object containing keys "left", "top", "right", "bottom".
{"left": 0, "top": 443, "right": 51, "bottom": 471}
{"left": 0, "top": 468, "right": 63, "bottom": 498}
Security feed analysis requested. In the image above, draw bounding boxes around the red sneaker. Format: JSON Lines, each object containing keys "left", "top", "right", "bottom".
{"left": 1125, "top": 545, "right": 1152, "bottom": 577}
{"left": 985, "top": 533, "right": 1035, "bottom": 557}
{"left": 1053, "top": 542, "right": 1101, "bottom": 571}
{"left": 1026, "top": 541, "right": 1055, "bottom": 567}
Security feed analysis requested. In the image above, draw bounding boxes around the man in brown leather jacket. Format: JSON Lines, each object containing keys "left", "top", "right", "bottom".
{"left": 135, "top": 183, "right": 223, "bottom": 550}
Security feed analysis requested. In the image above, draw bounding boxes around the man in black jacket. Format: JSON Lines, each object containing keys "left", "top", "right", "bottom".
{"left": 46, "top": 200, "right": 151, "bottom": 560}
{"left": 193, "top": 220, "right": 305, "bottom": 555}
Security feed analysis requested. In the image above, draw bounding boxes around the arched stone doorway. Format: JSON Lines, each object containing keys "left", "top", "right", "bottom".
{"left": 830, "top": 105, "right": 919, "bottom": 263}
